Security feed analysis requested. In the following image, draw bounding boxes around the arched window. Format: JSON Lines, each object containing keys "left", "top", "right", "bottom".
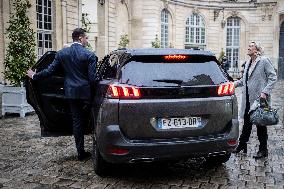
{"left": 185, "top": 13, "right": 205, "bottom": 49}
{"left": 226, "top": 17, "right": 240, "bottom": 70}
{"left": 161, "top": 9, "right": 169, "bottom": 48}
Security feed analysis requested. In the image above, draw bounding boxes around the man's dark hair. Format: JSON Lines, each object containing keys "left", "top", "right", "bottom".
{"left": 72, "top": 28, "right": 86, "bottom": 41}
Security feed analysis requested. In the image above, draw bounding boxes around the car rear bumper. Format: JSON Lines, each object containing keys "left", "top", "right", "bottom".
{"left": 97, "top": 119, "right": 239, "bottom": 164}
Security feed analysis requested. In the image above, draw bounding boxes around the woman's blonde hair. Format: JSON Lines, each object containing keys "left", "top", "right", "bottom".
{"left": 251, "top": 41, "right": 264, "bottom": 56}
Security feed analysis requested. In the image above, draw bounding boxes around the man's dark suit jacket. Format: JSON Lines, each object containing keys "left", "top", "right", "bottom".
{"left": 33, "top": 43, "right": 97, "bottom": 100}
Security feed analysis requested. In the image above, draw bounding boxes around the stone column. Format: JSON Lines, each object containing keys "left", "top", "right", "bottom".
{"left": 78, "top": 0, "right": 82, "bottom": 28}
{"left": 130, "top": 0, "right": 142, "bottom": 48}
{"left": 0, "top": 0, "right": 5, "bottom": 83}
{"left": 61, "top": 0, "right": 67, "bottom": 46}
{"left": 1, "top": 0, "right": 11, "bottom": 84}
{"left": 97, "top": 0, "right": 108, "bottom": 59}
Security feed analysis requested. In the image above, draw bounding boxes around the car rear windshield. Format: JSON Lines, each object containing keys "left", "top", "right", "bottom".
{"left": 119, "top": 58, "right": 227, "bottom": 87}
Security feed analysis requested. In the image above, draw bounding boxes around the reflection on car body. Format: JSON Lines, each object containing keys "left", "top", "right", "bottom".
{"left": 25, "top": 48, "right": 239, "bottom": 176}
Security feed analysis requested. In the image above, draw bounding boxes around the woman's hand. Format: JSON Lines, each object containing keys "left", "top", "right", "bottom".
{"left": 260, "top": 92, "right": 267, "bottom": 99}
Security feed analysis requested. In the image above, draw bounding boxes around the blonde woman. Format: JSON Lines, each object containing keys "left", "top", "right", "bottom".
{"left": 233, "top": 42, "right": 277, "bottom": 159}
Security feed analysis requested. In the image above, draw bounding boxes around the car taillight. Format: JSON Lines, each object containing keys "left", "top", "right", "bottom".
{"left": 227, "top": 139, "right": 238, "bottom": 146}
{"left": 107, "top": 84, "right": 141, "bottom": 99}
{"left": 217, "top": 82, "right": 234, "bottom": 96}
{"left": 164, "top": 54, "right": 188, "bottom": 61}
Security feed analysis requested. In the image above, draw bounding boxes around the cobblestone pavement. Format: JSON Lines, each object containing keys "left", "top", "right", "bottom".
{"left": 1, "top": 81, "right": 284, "bottom": 189}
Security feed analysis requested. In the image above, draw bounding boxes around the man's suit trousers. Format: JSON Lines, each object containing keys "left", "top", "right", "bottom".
{"left": 69, "top": 99, "right": 88, "bottom": 155}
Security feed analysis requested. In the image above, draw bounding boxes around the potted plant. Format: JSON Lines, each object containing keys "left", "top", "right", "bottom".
{"left": 2, "top": 0, "right": 36, "bottom": 117}
{"left": 151, "top": 34, "right": 161, "bottom": 48}
{"left": 118, "top": 34, "right": 130, "bottom": 48}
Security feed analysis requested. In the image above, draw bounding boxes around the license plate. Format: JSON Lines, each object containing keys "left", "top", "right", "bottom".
{"left": 157, "top": 117, "right": 202, "bottom": 129}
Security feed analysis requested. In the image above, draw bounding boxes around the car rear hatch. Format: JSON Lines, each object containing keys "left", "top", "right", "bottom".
{"left": 112, "top": 54, "right": 234, "bottom": 140}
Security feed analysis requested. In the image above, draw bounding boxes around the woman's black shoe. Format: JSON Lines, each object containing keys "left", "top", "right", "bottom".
{"left": 78, "top": 151, "right": 92, "bottom": 161}
{"left": 253, "top": 150, "right": 268, "bottom": 159}
{"left": 233, "top": 143, "right": 247, "bottom": 153}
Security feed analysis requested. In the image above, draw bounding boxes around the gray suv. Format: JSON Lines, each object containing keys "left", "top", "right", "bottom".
{"left": 26, "top": 48, "right": 239, "bottom": 176}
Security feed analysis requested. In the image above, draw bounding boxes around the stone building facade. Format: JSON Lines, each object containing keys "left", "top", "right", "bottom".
{"left": 0, "top": 0, "right": 82, "bottom": 83}
{"left": 1, "top": 0, "right": 284, "bottom": 82}
{"left": 97, "top": 0, "right": 284, "bottom": 78}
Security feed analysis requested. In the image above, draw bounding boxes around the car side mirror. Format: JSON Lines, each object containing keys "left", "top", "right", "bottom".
{"left": 222, "top": 57, "right": 227, "bottom": 63}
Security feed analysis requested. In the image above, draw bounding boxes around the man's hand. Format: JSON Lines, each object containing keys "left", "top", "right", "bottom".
{"left": 27, "top": 69, "right": 36, "bottom": 79}
{"left": 260, "top": 92, "right": 267, "bottom": 100}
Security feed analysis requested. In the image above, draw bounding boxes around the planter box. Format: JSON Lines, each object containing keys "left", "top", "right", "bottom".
{"left": 2, "top": 85, "right": 34, "bottom": 117}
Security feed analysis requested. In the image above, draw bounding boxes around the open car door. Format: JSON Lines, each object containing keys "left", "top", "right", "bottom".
{"left": 25, "top": 51, "right": 92, "bottom": 136}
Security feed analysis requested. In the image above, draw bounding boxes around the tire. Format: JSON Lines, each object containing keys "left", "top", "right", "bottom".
{"left": 204, "top": 153, "right": 231, "bottom": 167}
{"left": 92, "top": 135, "right": 110, "bottom": 176}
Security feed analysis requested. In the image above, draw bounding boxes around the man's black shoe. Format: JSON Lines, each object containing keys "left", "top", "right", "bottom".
{"left": 233, "top": 143, "right": 247, "bottom": 154}
{"left": 253, "top": 150, "right": 268, "bottom": 159}
{"left": 78, "top": 151, "right": 92, "bottom": 161}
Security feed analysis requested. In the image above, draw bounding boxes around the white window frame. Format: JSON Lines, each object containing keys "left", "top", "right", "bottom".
{"left": 36, "top": 0, "right": 53, "bottom": 59}
{"left": 226, "top": 17, "right": 240, "bottom": 71}
{"left": 161, "top": 9, "right": 169, "bottom": 48}
{"left": 185, "top": 13, "right": 205, "bottom": 49}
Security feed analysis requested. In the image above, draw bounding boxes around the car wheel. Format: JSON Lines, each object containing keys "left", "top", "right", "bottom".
{"left": 204, "top": 153, "right": 231, "bottom": 167}
{"left": 92, "top": 135, "right": 110, "bottom": 176}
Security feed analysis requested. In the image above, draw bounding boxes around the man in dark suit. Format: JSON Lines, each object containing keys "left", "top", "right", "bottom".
{"left": 27, "top": 28, "right": 97, "bottom": 161}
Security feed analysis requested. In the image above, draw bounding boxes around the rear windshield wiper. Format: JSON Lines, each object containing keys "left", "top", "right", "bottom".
{"left": 153, "top": 79, "right": 183, "bottom": 85}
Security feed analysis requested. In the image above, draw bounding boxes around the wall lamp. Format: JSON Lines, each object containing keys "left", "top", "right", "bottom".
{"left": 213, "top": 7, "right": 226, "bottom": 28}
{"left": 98, "top": 0, "right": 105, "bottom": 5}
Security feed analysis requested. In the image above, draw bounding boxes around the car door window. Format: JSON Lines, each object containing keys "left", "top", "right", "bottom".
{"left": 35, "top": 52, "right": 64, "bottom": 77}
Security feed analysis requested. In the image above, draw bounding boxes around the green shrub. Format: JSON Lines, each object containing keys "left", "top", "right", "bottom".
{"left": 4, "top": 0, "right": 36, "bottom": 86}
{"left": 118, "top": 34, "right": 129, "bottom": 48}
{"left": 151, "top": 34, "right": 161, "bottom": 48}
{"left": 218, "top": 48, "right": 226, "bottom": 63}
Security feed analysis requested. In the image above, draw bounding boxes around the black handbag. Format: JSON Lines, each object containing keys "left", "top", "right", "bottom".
{"left": 250, "top": 98, "right": 279, "bottom": 126}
